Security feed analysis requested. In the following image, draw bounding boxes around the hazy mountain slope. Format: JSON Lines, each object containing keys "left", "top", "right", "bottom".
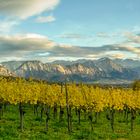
{"left": 114, "top": 59, "right": 140, "bottom": 68}
{"left": 2, "top": 61, "right": 25, "bottom": 71}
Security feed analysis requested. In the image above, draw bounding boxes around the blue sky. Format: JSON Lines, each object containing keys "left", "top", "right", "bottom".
{"left": 14, "top": 0, "right": 140, "bottom": 46}
{"left": 0, "top": 0, "right": 140, "bottom": 62}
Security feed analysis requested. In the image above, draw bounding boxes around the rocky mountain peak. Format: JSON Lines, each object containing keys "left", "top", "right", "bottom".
{"left": 0, "top": 65, "right": 15, "bottom": 76}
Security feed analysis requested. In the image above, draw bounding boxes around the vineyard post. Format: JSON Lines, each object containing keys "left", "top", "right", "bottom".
{"left": 78, "top": 108, "right": 81, "bottom": 125}
{"left": 3, "top": 103, "right": 7, "bottom": 114}
{"left": 40, "top": 104, "right": 44, "bottom": 122}
{"left": 59, "top": 106, "right": 64, "bottom": 122}
{"left": 59, "top": 83, "right": 64, "bottom": 122}
{"left": 89, "top": 111, "right": 93, "bottom": 131}
{"left": 53, "top": 103, "right": 57, "bottom": 119}
{"left": 95, "top": 112, "right": 98, "bottom": 124}
{"left": 65, "top": 82, "right": 71, "bottom": 133}
{"left": 19, "top": 102, "right": 24, "bottom": 132}
{"left": 84, "top": 109, "right": 87, "bottom": 120}
{"left": 124, "top": 106, "right": 129, "bottom": 124}
{"left": 69, "top": 106, "right": 72, "bottom": 131}
{"left": 34, "top": 104, "right": 39, "bottom": 116}
{"left": 110, "top": 109, "right": 115, "bottom": 132}
{"left": 75, "top": 107, "right": 78, "bottom": 116}
{"left": 131, "top": 109, "right": 135, "bottom": 131}
{"left": 45, "top": 105, "right": 50, "bottom": 131}
{"left": 0, "top": 103, "right": 2, "bottom": 120}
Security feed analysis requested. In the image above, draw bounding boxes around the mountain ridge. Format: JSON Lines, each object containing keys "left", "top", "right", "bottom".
{"left": 1, "top": 58, "right": 140, "bottom": 84}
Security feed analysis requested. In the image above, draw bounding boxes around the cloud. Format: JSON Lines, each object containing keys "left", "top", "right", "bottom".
{"left": 0, "top": 33, "right": 140, "bottom": 62}
{"left": 36, "top": 15, "right": 56, "bottom": 23}
{"left": 124, "top": 32, "right": 140, "bottom": 43}
{"left": 58, "top": 33, "right": 94, "bottom": 40}
{"left": 0, "top": 19, "right": 19, "bottom": 33}
{"left": 117, "top": 43, "right": 139, "bottom": 52}
{"left": 109, "top": 53, "right": 126, "bottom": 59}
{"left": 0, "top": 34, "right": 56, "bottom": 58}
{"left": 0, "top": 0, "right": 60, "bottom": 19}
{"left": 97, "top": 32, "right": 109, "bottom": 38}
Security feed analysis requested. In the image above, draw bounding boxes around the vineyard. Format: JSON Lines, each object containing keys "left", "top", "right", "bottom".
{"left": 1, "top": 77, "right": 140, "bottom": 140}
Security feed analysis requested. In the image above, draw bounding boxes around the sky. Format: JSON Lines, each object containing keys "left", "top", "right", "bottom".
{"left": 0, "top": 0, "right": 140, "bottom": 62}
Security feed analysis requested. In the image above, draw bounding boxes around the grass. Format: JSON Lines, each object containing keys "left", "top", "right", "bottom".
{"left": 1, "top": 105, "right": 140, "bottom": 140}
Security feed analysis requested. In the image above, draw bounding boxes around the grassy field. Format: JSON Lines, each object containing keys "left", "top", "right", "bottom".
{"left": 1, "top": 105, "right": 140, "bottom": 140}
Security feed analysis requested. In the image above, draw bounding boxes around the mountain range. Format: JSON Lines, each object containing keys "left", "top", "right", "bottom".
{"left": 0, "top": 57, "right": 140, "bottom": 84}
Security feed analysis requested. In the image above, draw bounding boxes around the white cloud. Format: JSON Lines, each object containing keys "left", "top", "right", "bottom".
{"left": 97, "top": 32, "right": 109, "bottom": 38}
{"left": 110, "top": 53, "right": 126, "bottom": 59}
{"left": 36, "top": 15, "right": 56, "bottom": 23}
{"left": 0, "top": 0, "right": 60, "bottom": 19}
{"left": 0, "top": 34, "right": 56, "bottom": 58}
{"left": 59, "top": 33, "right": 89, "bottom": 39}
{"left": 0, "top": 20, "right": 19, "bottom": 33}
{"left": 124, "top": 32, "right": 140, "bottom": 43}
{"left": 0, "top": 33, "right": 140, "bottom": 61}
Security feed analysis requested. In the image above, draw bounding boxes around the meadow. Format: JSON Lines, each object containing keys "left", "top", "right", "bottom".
{"left": 1, "top": 105, "right": 140, "bottom": 140}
